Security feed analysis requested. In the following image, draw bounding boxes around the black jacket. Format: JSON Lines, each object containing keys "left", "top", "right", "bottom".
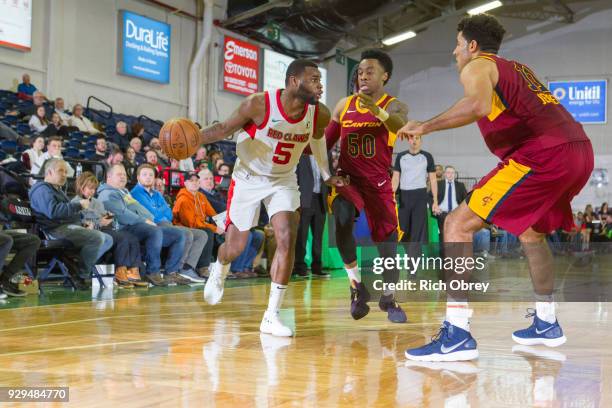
{"left": 433, "top": 179, "right": 468, "bottom": 211}
{"left": 296, "top": 154, "right": 329, "bottom": 212}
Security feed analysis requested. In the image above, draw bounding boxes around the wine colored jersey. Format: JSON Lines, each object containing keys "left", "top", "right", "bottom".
{"left": 334, "top": 93, "right": 398, "bottom": 184}
{"left": 475, "top": 53, "right": 588, "bottom": 160}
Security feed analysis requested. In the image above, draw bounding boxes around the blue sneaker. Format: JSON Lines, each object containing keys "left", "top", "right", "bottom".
{"left": 379, "top": 294, "right": 408, "bottom": 323}
{"left": 350, "top": 281, "right": 371, "bottom": 320}
{"left": 512, "top": 309, "right": 567, "bottom": 347}
{"left": 405, "top": 321, "right": 479, "bottom": 362}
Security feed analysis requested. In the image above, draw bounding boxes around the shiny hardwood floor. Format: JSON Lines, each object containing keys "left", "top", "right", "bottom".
{"left": 0, "top": 272, "right": 610, "bottom": 407}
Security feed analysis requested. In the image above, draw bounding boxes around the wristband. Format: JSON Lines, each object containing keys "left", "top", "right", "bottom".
{"left": 375, "top": 108, "right": 389, "bottom": 122}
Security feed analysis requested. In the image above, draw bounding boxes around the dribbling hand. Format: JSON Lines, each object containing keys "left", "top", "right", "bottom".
{"left": 397, "top": 120, "right": 426, "bottom": 141}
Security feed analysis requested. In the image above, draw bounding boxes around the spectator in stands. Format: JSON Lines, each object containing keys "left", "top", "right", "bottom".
{"left": 193, "top": 146, "right": 208, "bottom": 170}
{"left": 21, "top": 135, "right": 45, "bottom": 171}
{"left": 0, "top": 231, "right": 40, "bottom": 297}
{"left": 0, "top": 122, "right": 20, "bottom": 142}
{"left": 68, "top": 104, "right": 100, "bottom": 134}
{"left": 72, "top": 172, "right": 147, "bottom": 288}
{"left": 31, "top": 136, "right": 75, "bottom": 179}
{"left": 217, "top": 163, "right": 231, "bottom": 177}
{"left": 17, "top": 74, "right": 37, "bottom": 100}
{"left": 97, "top": 147, "right": 123, "bottom": 181}
{"left": 124, "top": 147, "right": 138, "bottom": 181}
{"left": 435, "top": 164, "right": 444, "bottom": 183}
{"left": 98, "top": 164, "right": 185, "bottom": 286}
{"left": 131, "top": 122, "right": 145, "bottom": 140}
{"left": 10, "top": 91, "right": 47, "bottom": 119}
{"left": 155, "top": 177, "right": 173, "bottom": 206}
{"left": 131, "top": 164, "right": 205, "bottom": 284}
{"left": 28, "top": 105, "right": 49, "bottom": 133}
{"left": 94, "top": 136, "right": 107, "bottom": 161}
{"left": 208, "top": 150, "right": 223, "bottom": 171}
{"left": 44, "top": 112, "right": 72, "bottom": 138}
{"left": 54, "top": 97, "right": 71, "bottom": 124}
{"left": 473, "top": 227, "right": 492, "bottom": 258}
{"left": 145, "top": 150, "right": 163, "bottom": 175}
{"left": 432, "top": 165, "right": 467, "bottom": 241}
{"left": 110, "top": 121, "right": 130, "bottom": 151}
{"left": 198, "top": 168, "right": 225, "bottom": 213}
{"left": 130, "top": 137, "right": 146, "bottom": 165}
{"left": 172, "top": 172, "right": 218, "bottom": 280}
{"left": 163, "top": 158, "right": 184, "bottom": 194}
{"left": 213, "top": 159, "right": 225, "bottom": 175}
{"left": 148, "top": 137, "right": 169, "bottom": 167}
{"left": 29, "top": 158, "right": 113, "bottom": 286}
{"left": 598, "top": 202, "right": 608, "bottom": 216}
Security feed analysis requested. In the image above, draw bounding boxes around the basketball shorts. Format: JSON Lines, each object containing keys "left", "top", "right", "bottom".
{"left": 330, "top": 177, "right": 398, "bottom": 242}
{"left": 226, "top": 166, "right": 300, "bottom": 232}
{"left": 467, "top": 140, "right": 594, "bottom": 236}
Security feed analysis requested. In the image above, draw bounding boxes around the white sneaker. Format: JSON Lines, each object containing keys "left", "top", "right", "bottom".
{"left": 260, "top": 311, "right": 293, "bottom": 337}
{"left": 203, "top": 263, "right": 226, "bottom": 305}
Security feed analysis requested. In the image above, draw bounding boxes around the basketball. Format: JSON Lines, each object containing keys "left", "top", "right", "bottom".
{"left": 158, "top": 117, "right": 201, "bottom": 160}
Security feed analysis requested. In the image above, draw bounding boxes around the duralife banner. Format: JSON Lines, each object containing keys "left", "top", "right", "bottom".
{"left": 119, "top": 10, "right": 171, "bottom": 84}
{"left": 222, "top": 35, "right": 259, "bottom": 96}
{"left": 549, "top": 79, "right": 607, "bottom": 124}
{"left": 0, "top": 0, "right": 32, "bottom": 51}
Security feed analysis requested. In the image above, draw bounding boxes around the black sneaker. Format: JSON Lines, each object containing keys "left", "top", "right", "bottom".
{"left": 350, "top": 281, "right": 371, "bottom": 320}
{"left": 2, "top": 280, "right": 26, "bottom": 297}
{"left": 292, "top": 269, "right": 308, "bottom": 278}
{"left": 0, "top": 288, "right": 7, "bottom": 300}
{"left": 312, "top": 270, "right": 331, "bottom": 279}
{"left": 378, "top": 294, "right": 407, "bottom": 323}
{"left": 144, "top": 273, "right": 168, "bottom": 287}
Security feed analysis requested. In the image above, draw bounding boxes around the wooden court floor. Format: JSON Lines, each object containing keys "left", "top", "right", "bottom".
{"left": 0, "top": 269, "right": 610, "bottom": 407}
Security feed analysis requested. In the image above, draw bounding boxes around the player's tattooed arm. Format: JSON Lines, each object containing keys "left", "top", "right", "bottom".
{"left": 383, "top": 99, "right": 409, "bottom": 133}
{"left": 397, "top": 59, "right": 496, "bottom": 139}
{"left": 199, "top": 93, "right": 266, "bottom": 144}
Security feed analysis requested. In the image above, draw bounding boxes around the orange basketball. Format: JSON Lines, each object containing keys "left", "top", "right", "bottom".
{"left": 158, "top": 117, "right": 201, "bottom": 160}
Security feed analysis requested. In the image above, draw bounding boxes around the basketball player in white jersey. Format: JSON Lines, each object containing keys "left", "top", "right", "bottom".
{"left": 200, "top": 60, "right": 347, "bottom": 336}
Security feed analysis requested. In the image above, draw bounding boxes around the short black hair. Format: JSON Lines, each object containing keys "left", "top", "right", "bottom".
{"left": 457, "top": 14, "right": 506, "bottom": 54}
{"left": 285, "top": 59, "right": 318, "bottom": 86}
{"left": 360, "top": 49, "right": 393, "bottom": 85}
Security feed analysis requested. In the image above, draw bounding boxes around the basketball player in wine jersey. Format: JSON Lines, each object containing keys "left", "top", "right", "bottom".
{"left": 199, "top": 60, "right": 347, "bottom": 337}
{"left": 325, "top": 49, "right": 410, "bottom": 323}
{"left": 399, "top": 14, "right": 593, "bottom": 361}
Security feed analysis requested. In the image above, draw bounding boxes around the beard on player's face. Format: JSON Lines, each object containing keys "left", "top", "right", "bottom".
{"left": 296, "top": 83, "right": 318, "bottom": 105}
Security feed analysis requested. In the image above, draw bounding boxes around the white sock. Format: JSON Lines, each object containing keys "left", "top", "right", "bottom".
{"left": 383, "top": 289, "right": 394, "bottom": 297}
{"left": 266, "top": 282, "right": 287, "bottom": 314}
{"left": 346, "top": 266, "right": 361, "bottom": 284}
{"left": 535, "top": 301, "right": 556, "bottom": 324}
{"left": 446, "top": 301, "right": 472, "bottom": 332}
{"left": 216, "top": 259, "right": 230, "bottom": 280}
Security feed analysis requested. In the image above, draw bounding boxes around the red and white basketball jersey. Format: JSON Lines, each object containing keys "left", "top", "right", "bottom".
{"left": 235, "top": 89, "right": 319, "bottom": 177}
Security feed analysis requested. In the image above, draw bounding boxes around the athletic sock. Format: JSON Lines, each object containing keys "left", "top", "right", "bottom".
{"left": 266, "top": 282, "right": 288, "bottom": 314}
{"left": 446, "top": 301, "right": 472, "bottom": 332}
{"left": 383, "top": 289, "right": 395, "bottom": 297}
{"left": 346, "top": 265, "right": 361, "bottom": 284}
{"left": 535, "top": 294, "right": 556, "bottom": 324}
{"left": 216, "top": 259, "right": 230, "bottom": 280}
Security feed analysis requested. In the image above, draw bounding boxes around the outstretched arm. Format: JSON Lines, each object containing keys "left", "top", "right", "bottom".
{"left": 199, "top": 93, "right": 266, "bottom": 144}
{"left": 310, "top": 103, "right": 348, "bottom": 187}
{"left": 398, "top": 58, "right": 496, "bottom": 139}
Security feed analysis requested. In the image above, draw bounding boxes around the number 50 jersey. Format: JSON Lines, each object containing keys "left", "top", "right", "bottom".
{"left": 337, "top": 93, "right": 397, "bottom": 184}
{"left": 235, "top": 89, "right": 319, "bottom": 177}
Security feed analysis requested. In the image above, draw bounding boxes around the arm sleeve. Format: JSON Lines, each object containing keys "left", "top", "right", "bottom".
{"left": 394, "top": 152, "right": 403, "bottom": 172}
{"left": 425, "top": 151, "right": 435, "bottom": 173}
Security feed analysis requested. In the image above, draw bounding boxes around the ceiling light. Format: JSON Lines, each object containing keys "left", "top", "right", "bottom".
{"left": 468, "top": 1, "right": 503, "bottom": 15}
{"left": 382, "top": 30, "right": 417, "bottom": 46}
